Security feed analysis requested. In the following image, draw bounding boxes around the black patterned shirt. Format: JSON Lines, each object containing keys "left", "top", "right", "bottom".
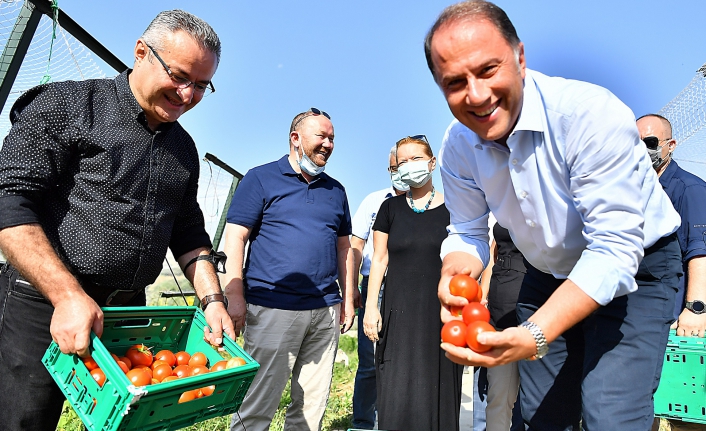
{"left": 0, "top": 70, "right": 211, "bottom": 291}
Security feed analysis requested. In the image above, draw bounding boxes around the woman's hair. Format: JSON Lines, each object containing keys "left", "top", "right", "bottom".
{"left": 396, "top": 136, "right": 434, "bottom": 159}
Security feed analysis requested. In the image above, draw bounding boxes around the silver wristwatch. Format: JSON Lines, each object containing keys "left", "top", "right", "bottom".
{"left": 520, "top": 320, "right": 548, "bottom": 360}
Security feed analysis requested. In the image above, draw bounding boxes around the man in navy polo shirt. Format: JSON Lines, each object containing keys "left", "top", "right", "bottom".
{"left": 222, "top": 108, "right": 356, "bottom": 431}
{"left": 638, "top": 114, "right": 706, "bottom": 339}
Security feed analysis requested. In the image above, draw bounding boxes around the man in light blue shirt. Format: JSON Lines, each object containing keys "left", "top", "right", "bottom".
{"left": 424, "top": 1, "right": 682, "bottom": 429}
{"left": 350, "top": 145, "right": 406, "bottom": 429}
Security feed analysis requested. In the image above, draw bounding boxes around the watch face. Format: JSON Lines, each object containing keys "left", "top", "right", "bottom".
{"left": 692, "top": 301, "right": 706, "bottom": 313}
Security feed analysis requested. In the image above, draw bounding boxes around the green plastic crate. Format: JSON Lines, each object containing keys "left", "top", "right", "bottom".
{"left": 42, "top": 306, "right": 259, "bottom": 431}
{"left": 654, "top": 330, "right": 706, "bottom": 424}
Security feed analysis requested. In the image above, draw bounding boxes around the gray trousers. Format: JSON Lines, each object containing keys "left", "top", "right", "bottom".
{"left": 231, "top": 303, "right": 341, "bottom": 431}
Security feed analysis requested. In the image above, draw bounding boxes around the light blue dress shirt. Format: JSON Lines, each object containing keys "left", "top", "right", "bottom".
{"left": 439, "top": 69, "right": 680, "bottom": 305}
{"left": 351, "top": 187, "right": 395, "bottom": 276}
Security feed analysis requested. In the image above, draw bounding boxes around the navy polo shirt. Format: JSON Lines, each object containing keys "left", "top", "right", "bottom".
{"left": 226, "top": 155, "right": 352, "bottom": 310}
{"left": 659, "top": 160, "right": 706, "bottom": 317}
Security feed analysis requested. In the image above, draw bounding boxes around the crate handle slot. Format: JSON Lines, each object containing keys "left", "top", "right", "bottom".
{"left": 112, "top": 318, "right": 152, "bottom": 328}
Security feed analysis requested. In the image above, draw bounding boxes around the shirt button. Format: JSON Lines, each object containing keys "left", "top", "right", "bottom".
{"left": 529, "top": 221, "right": 536, "bottom": 228}
{"left": 520, "top": 191, "right": 528, "bottom": 198}
{"left": 512, "top": 159, "right": 518, "bottom": 165}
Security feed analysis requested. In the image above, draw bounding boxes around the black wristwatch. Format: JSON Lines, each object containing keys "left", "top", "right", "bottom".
{"left": 200, "top": 293, "right": 229, "bottom": 311}
{"left": 685, "top": 300, "right": 706, "bottom": 315}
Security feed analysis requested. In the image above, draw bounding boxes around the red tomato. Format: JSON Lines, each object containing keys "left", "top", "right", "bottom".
{"left": 441, "top": 320, "right": 468, "bottom": 347}
{"left": 178, "top": 390, "right": 198, "bottom": 403}
{"left": 226, "top": 357, "right": 247, "bottom": 369}
{"left": 200, "top": 385, "right": 215, "bottom": 397}
{"left": 175, "top": 351, "right": 191, "bottom": 366}
{"left": 133, "top": 365, "right": 153, "bottom": 379}
{"left": 119, "top": 356, "right": 132, "bottom": 370}
{"left": 153, "top": 364, "right": 173, "bottom": 382}
{"left": 116, "top": 360, "right": 129, "bottom": 374}
{"left": 449, "top": 306, "right": 464, "bottom": 317}
{"left": 82, "top": 356, "right": 99, "bottom": 371}
{"left": 462, "top": 302, "right": 491, "bottom": 325}
{"left": 172, "top": 364, "right": 192, "bottom": 379}
{"left": 90, "top": 368, "right": 106, "bottom": 387}
{"left": 162, "top": 375, "right": 179, "bottom": 383}
{"left": 151, "top": 360, "right": 169, "bottom": 370}
{"left": 466, "top": 321, "right": 496, "bottom": 353}
{"left": 154, "top": 350, "right": 177, "bottom": 368}
{"left": 210, "top": 360, "right": 228, "bottom": 372}
{"left": 125, "top": 344, "right": 153, "bottom": 368}
{"left": 188, "top": 352, "right": 208, "bottom": 368}
{"left": 449, "top": 274, "right": 480, "bottom": 302}
{"left": 126, "top": 368, "right": 151, "bottom": 386}
{"left": 191, "top": 365, "right": 210, "bottom": 376}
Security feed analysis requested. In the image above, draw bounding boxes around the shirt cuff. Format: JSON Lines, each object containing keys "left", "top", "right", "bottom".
{"left": 170, "top": 226, "right": 212, "bottom": 259}
{"left": 567, "top": 251, "right": 637, "bottom": 306}
{"left": 440, "top": 234, "right": 490, "bottom": 268}
{"left": 0, "top": 194, "right": 41, "bottom": 229}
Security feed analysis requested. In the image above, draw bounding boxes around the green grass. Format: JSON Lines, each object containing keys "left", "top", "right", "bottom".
{"left": 55, "top": 333, "right": 358, "bottom": 431}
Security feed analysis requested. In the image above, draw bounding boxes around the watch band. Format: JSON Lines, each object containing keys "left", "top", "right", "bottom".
{"left": 183, "top": 250, "right": 228, "bottom": 274}
{"left": 519, "top": 320, "right": 548, "bottom": 360}
{"left": 200, "top": 293, "right": 229, "bottom": 311}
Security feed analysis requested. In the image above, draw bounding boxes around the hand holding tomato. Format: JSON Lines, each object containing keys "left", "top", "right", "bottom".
{"left": 441, "top": 326, "right": 539, "bottom": 367}
{"left": 438, "top": 251, "right": 484, "bottom": 324}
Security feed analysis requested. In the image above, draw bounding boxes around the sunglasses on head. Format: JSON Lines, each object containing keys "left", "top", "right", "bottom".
{"left": 292, "top": 107, "right": 331, "bottom": 130}
{"left": 396, "top": 134, "right": 429, "bottom": 145}
{"left": 643, "top": 136, "right": 671, "bottom": 150}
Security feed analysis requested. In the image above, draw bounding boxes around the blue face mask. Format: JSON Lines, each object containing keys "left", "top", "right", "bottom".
{"left": 295, "top": 146, "right": 325, "bottom": 176}
{"left": 390, "top": 170, "right": 410, "bottom": 191}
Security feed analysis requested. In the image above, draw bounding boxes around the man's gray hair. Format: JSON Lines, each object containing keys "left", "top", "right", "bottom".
{"left": 389, "top": 145, "right": 398, "bottom": 158}
{"left": 142, "top": 10, "right": 221, "bottom": 63}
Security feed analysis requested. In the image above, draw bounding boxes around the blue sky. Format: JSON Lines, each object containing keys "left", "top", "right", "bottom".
{"left": 56, "top": 0, "right": 705, "bottom": 211}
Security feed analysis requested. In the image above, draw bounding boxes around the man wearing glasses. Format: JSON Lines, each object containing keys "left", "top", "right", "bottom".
{"left": 0, "top": 10, "right": 231, "bottom": 431}
{"left": 638, "top": 112, "right": 706, "bottom": 431}
{"left": 349, "top": 144, "right": 407, "bottom": 430}
{"left": 427, "top": 1, "right": 682, "bottom": 429}
{"left": 222, "top": 108, "right": 356, "bottom": 431}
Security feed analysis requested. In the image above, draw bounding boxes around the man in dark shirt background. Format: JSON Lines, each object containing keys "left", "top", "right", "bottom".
{"left": 0, "top": 10, "right": 233, "bottom": 431}
{"left": 637, "top": 114, "right": 706, "bottom": 337}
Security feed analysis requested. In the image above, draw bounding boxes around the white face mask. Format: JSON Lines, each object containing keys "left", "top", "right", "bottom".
{"left": 295, "top": 145, "right": 325, "bottom": 176}
{"left": 390, "top": 170, "right": 410, "bottom": 191}
{"left": 398, "top": 159, "right": 432, "bottom": 188}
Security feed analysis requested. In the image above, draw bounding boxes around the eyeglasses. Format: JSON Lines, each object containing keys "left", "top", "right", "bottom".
{"left": 643, "top": 136, "right": 671, "bottom": 150}
{"left": 396, "top": 134, "right": 429, "bottom": 145}
{"left": 146, "top": 44, "right": 215, "bottom": 96}
{"left": 292, "top": 107, "right": 331, "bottom": 130}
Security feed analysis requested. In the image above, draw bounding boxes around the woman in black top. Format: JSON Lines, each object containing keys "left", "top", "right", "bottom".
{"left": 363, "top": 135, "right": 463, "bottom": 431}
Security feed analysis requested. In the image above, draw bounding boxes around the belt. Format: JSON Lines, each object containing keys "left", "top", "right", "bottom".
{"left": 495, "top": 254, "right": 527, "bottom": 273}
{"left": 1, "top": 262, "right": 144, "bottom": 306}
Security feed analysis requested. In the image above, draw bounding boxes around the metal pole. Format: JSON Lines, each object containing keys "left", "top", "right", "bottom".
{"left": 203, "top": 153, "right": 244, "bottom": 251}
{"left": 0, "top": 1, "right": 42, "bottom": 117}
